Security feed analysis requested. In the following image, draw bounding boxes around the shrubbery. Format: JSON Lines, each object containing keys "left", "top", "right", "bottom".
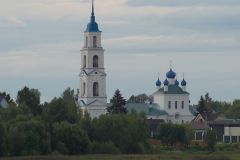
{"left": 0, "top": 87, "right": 149, "bottom": 156}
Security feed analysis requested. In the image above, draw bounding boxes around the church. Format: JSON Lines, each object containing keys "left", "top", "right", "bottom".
{"left": 78, "top": 1, "right": 195, "bottom": 122}
{"left": 78, "top": 1, "right": 107, "bottom": 118}
{"left": 126, "top": 68, "right": 195, "bottom": 124}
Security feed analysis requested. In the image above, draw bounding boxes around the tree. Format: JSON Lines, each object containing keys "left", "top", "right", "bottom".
{"left": 183, "top": 124, "right": 194, "bottom": 148}
{"left": 225, "top": 99, "right": 240, "bottom": 119}
{"left": 62, "top": 87, "right": 75, "bottom": 103}
{"left": 205, "top": 129, "right": 217, "bottom": 152}
{"left": 91, "top": 113, "right": 149, "bottom": 154}
{"left": 8, "top": 117, "right": 51, "bottom": 156}
{"left": 44, "top": 97, "right": 79, "bottom": 124}
{"left": 197, "top": 93, "right": 216, "bottom": 120}
{"left": 157, "top": 123, "right": 187, "bottom": 147}
{"left": 197, "top": 96, "right": 207, "bottom": 115}
{"left": 43, "top": 88, "right": 81, "bottom": 124}
{"left": 0, "top": 122, "right": 7, "bottom": 156}
{"left": 17, "top": 87, "right": 42, "bottom": 115}
{"left": 52, "top": 121, "right": 90, "bottom": 154}
{"left": 107, "top": 89, "right": 127, "bottom": 114}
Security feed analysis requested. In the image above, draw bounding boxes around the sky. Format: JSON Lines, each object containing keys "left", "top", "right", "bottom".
{"left": 0, "top": 0, "right": 240, "bottom": 104}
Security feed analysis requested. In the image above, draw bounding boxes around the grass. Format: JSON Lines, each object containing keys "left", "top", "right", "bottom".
{"left": 1, "top": 151, "right": 239, "bottom": 160}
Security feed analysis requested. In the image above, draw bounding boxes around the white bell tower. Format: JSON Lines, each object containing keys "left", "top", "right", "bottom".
{"left": 79, "top": 0, "right": 107, "bottom": 118}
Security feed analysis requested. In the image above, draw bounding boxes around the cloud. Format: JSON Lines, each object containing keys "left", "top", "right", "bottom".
{"left": 0, "top": 16, "right": 27, "bottom": 28}
{"left": 0, "top": 42, "right": 81, "bottom": 78}
{"left": 104, "top": 34, "right": 239, "bottom": 53}
{"left": 0, "top": 0, "right": 239, "bottom": 103}
{"left": 127, "top": 0, "right": 240, "bottom": 7}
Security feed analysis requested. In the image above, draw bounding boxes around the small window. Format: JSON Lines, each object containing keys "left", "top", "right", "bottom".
{"left": 82, "top": 82, "right": 86, "bottom": 96}
{"left": 85, "top": 36, "right": 88, "bottom": 47}
{"left": 168, "top": 101, "right": 171, "bottom": 109}
{"left": 182, "top": 120, "right": 184, "bottom": 124}
{"left": 83, "top": 56, "right": 86, "bottom": 68}
{"left": 93, "top": 82, "right": 99, "bottom": 96}
{"left": 175, "top": 101, "right": 177, "bottom": 109}
{"left": 93, "top": 55, "right": 99, "bottom": 68}
{"left": 182, "top": 101, "right": 184, "bottom": 109}
{"left": 93, "top": 36, "right": 97, "bottom": 47}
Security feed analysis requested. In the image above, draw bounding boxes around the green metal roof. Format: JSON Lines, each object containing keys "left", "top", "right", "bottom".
{"left": 189, "top": 105, "right": 198, "bottom": 115}
{"left": 125, "top": 103, "right": 168, "bottom": 116}
{"left": 155, "top": 85, "right": 189, "bottom": 95}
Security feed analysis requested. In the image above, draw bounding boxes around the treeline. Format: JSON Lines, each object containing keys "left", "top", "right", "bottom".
{"left": 0, "top": 87, "right": 149, "bottom": 156}
{"left": 197, "top": 93, "right": 240, "bottom": 120}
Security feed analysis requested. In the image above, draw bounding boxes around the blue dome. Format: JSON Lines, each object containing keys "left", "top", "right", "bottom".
{"left": 156, "top": 78, "right": 161, "bottom": 86}
{"left": 86, "top": 15, "right": 100, "bottom": 32}
{"left": 85, "top": 2, "right": 101, "bottom": 32}
{"left": 181, "top": 79, "right": 187, "bottom": 86}
{"left": 166, "top": 69, "right": 176, "bottom": 79}
{"left": 175, "top": 79, "right": 179, "bottom": 86}
{"left": 163, "top": 79, "right": 169, "bottom": 86}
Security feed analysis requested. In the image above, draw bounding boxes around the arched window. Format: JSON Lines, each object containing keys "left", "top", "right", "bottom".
{"left": 82, "top": 82, "right": 86, "bottom": 96}
{"left": 93, "top": 36, "right": 97, "bottom": 47}
{"left": 83, "top": 56, "right": 86, "bottom": 68}
{"left": 85, "top": 36, "right": 88, "bottom": 47}
{"left": 93, "top": 82, "right": 99, "bottom": 96}
{"left": 93, "top": 55, "right": 98, "bottom": 68}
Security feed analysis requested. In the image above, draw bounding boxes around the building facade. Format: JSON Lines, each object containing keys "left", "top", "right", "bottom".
{"left": 153, "top": 68, "right": 194, "bottom": 123}
{"left": 78, "top": 2, "right": 107, "bottom": 118}
{"left": 126, "top": 67, "right": 195, "bottom": 124}
{"left": 0, "top": 96, "right": 8, "bottom": 108}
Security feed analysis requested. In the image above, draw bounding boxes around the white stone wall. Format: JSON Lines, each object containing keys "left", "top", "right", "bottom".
{"left": 167, "top": 115, "right": 194, "bottom": 124}
{"left": 81, "top": 49, "right": 104, "bottom": 69}
{"left": 0, "top": 99, "right": 8, "bottom": 108}
{"left": 153, "top": 91, "right": 194, "bottom": 123}
{"left": 224, "top": 127, "right": 240, "bottom": 136}
{"left": 84, "top": 32, "right": 102, "bottom": 48}
{"left": 79, "top": 31, "right": 107, "bottom": 118}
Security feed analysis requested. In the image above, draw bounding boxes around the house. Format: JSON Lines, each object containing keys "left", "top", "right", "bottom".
{"left": 209, "top": 119, "right": 240, "bottom": 143}
{"left": 0, "top": 96, "right": 8, "bottom": 108}
{"left": 191, "top": 114, "right": 208, "bottom": 141}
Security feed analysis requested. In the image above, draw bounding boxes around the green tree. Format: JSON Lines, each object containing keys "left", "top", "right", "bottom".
{"left": 43, "top": 88, "right": 81, "bottom": 124}
{"left": 8, "top": 117, "right": 51, "bottom": 156}
{"left": 183, "top": 124, "right": 194, "bottom": 148}
{"left": 17, "top": 87, "right": 42, "bottom": 115}
{"left": 107, "top": 89, "right": 127, "bottom": 114}
{"left": 44, "top": 98, "right": 79, "bottom": 124}
{"left": 206, "top": 129, "right": 217, "bottom": 152}
{"left": 0, "top": 122, "right": 7, "bottom": 156}
{"left": 91, "top": 113, "right": 148, "bottom": 153}
{"left": 197, "top": 96, "right": 207, "bottom": 115}
{"left": 197, "top": 93, "right": 216, "bottom": 120}
{"left": 52, "top": 121, "right": 90, "bottom": 154}
{"left": 225, "top": 99, "right": 240, "bottom": 119}
{"left": 157, "top": 123, "right": 186, "bottom": 147}
{"left": 80, "top": 111, "right": 94, "bottom": 141}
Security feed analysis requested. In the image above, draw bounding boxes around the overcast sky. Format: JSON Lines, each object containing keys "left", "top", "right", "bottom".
{"left": 0, "top": 0, "right": 240, "bottom": 104}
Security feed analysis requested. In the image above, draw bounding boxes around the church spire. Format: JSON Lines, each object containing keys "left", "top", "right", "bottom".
{"left": 91, "top": 0, "right": 94, "bottom": 16}
{"left": 85, "top": 0, "right": 100, "bottom": 32}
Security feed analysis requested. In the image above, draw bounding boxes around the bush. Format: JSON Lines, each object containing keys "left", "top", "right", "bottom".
{"left": 216, "top": 143, "right": 240, "bottom": 151}
{"left": 90, "top": 141, "right": 120, "bottom": 154}
{"left": 52, "top": 121, "right": 90, "bottom": 154}
{"left": 8, "top": 117, "right": 51, "bottom": 156}
{"left": 191, "top": 156, "right": 231, "bottom": 160}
